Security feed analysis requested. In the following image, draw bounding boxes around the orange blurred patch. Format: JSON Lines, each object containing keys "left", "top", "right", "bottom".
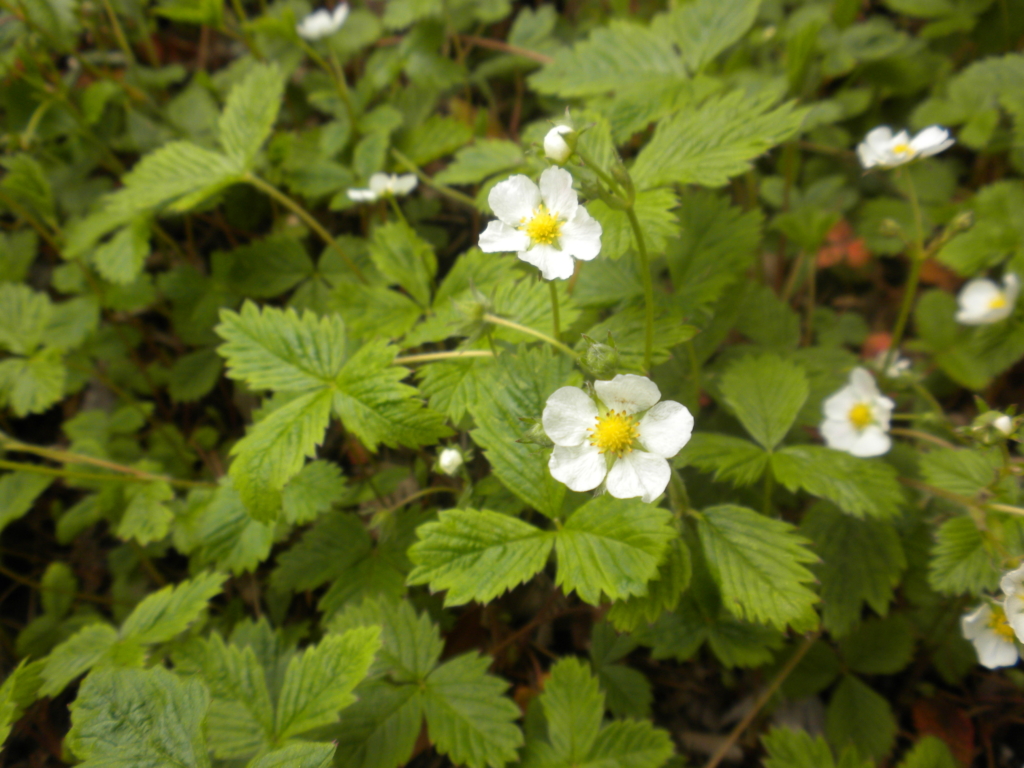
{"left": 911, "top": 697, "right": 975, "bottom": 767}
{"left": 919, "top": 258, "right": 959, "bottom": 292}
{"left": 862, "top": 331, "right": 893, "bottom": 359}
{"left": 817, "top": 220, "right": 871, "bottom": 269}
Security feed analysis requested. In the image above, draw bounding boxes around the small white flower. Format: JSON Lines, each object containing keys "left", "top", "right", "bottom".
{"left": 347, "top": 173, "right": 418, "bottom": 203}
{"left": 437, "top": 447, "right": 464, "bottom": 476}
{"left": 478, "top": 167, "right": 602, "bottom": 281}
{"left": 995, "top": 414, "right": 1014, "bottom": 436}
{"left": 296, "top": 3, "right": 349, "bottom": 40}
{"left": 820, "top": 367, "right": 894, "bottom": 457}
{"left": 856, "top": 125, "right": 954, "bottom": 169}
{"left": 543, "top": 125, "right": 575, "bottom": 165}
{"left": 542, "top": 374, "right": 693, "bottom": 503}
{"left": 873, "top": 349, "right": 911, "bottom": 378}
{"left": 962, "top": 601, "right": 1019, "bottom": 669}
{"left": 1001, "top": 564, "right": 1024, "bottom": 642}
{"left": 955, "top": 273, "right": 1019, "bottom": 325}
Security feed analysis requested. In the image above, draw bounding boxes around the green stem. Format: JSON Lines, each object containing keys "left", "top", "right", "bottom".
{"left": 762, "top": 467, "right": 774, "bottom": 516}
{"left": 244, "top": 173, "right": 366, "bottom": 283}
{"left": 573, "top": 146, "right": 624, "bottom": 198}
{"left": 387, "top": 195, "right": 409, "bottom": 227}
{"left": 228, "top": 0, "right": 263, "bottom": 59}
{"left": 624, "top": 206, "right": 654, "bottom": 373}
{"left": 300, "top": 40, "right": 356, "bottom": 125}
{"left": 549, "top": 281, "right": 561, "bottom": 338}
{"left": 391, "top": 149, "right": 478, "bottom": 208}
{"left": 393, "top": 350, "right": 495, "bottom": 365}
{"left": 687, "top": 340, "right": 702, "bottom": 409}
{"left": 883, "top": 170, "right": 925, "bottom": 375}
{"left": 99, "top": 0, "right": 137, "bottom": 66}
{"left": 482, "top": 313, "right": 578, "bottom": 358}
{"left": 909, "top": 380, "right": 947, "bottom": 422}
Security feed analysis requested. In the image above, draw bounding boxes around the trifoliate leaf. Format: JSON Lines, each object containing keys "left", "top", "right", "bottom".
{"left": 217, "top": 302, "right": 347, "bottom": 392}
{"left": 606, "top": 538, "right": 691, "bottom": 632}
{"left": 331, "top": 682, "right": 425, "bottom": 768}
{"left": 839, "top": 615, "right": 915, "bottom": 675}
{"left": 368, "top": 221, "right": 437, "bottom": 307}
{"left": 417, "top": 357, "right": 497, "bottom": 422}
{"left": 929, "top": 515, "right": 1001, "bottom": 595}
{"left": 435, "top": 140, "right": 525, "bottom": 186}
{"left": 825, "top": 675, "right": 897, "bottom": 761}
{"left": 772, "top": 446, "right": 904, "bottom": 519}
{"left": 120, "top": 571, "right": 227, "bottom": 645}
{"left": 719, "top": 354, "right": 809, "bottom": 451}
{"left": 800, "top": 503, "right": 906, "bottom": 637}
{"left": 631, "top": 90, "right": 806, "bottom": 190}
{"left": 247, "top": 743, "right": 336, "bottom": 768}
{"left": 117, "top": 479, "right": 174, "bottom": 544}
{"left": 218, "top": 63, "right": 285, "bottom": 167}
{"left": 555, "top": 496, "right": 676, "bottom": 605}
{"left": 92, "top": 218, "right": 151, "bottom": 285}
{"left": 698, "top": 505, "right": 819, "bottom": 631}
{"left": 275, "top": 626, "right": 382, "bottom": 741}
{"left": 408, "top": 508, "right": 554, "bottom": 606}
{"left": 67, "top": 667, "right": 211, "bottom": 768}
{"left": 676, "top": 433, "right": 769, "bottom": 487}
{"left": 661, "top": 0, "right": 761, "bottom": 74}
{"left": 423, "top": 653, "right": 524, "bottom": 768}
{"left": 39, "top": 623, "right": 118, "bottom": 697}
{"left": 0, "top": 351, "right": 66, "bottom": 417}
{"left": 0, "top": 471, "right": 52, "bottom": 535}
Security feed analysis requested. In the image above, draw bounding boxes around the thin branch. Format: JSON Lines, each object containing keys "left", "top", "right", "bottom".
{"left": 393, "top": 350, "right": 495, "bottom": 365}
{"left": 458, "top": 34, "right": 554, "bottom": 64}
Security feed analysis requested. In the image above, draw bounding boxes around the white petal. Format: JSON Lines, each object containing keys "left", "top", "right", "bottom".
{"left": 479, "top": 220, "right": 530, "bottom": 253}
{"left": 488, "top": 175, "right": 541, "bottom": 226}
{"left": 974, "top": 631, "right": 1019, "bottom": 669}
{"left": 1005, "top": 273, "right": 1020, "bottom": 302}
{"left": 606, "top": 450, "right": 670, "bottom": 503}
{"left": 518, "top": 244, "right": 575, "bottom": 281}
{"left": 1007, "top": 594, "right": 1024, "bottom": 642}
{"left": 392, "top": 174, "right": 418, "bottom": 196}
{"left": 560, "top": 207, "right": 602, "bottom": 262}
{"left": 865, "top": 126, "right": 895, "bottom": 147}
{"left": 847, "top": 425, "right": 891, "bottom": 457}
{"left": 539, "top": 167, "right": 578, "bottom": 222}
{"left": 962, "top": 604, "right": 990, "bottom": 640}
{"left": 638, "top": 401, "right": 694, "bottom": 459}
{"left": 594, "top": 374, "right": 661, "bottom": 415}
{"left": 347, "top": 188, "right": 377, "bottom": 202}
{"left": 957, "top": 278, "right": 1004, "bottom": 324}
{"left": 911, "top": 126, "right": 953, "bottom": 155}
{"left": 821, "top": 417, "right": 859, "bottom": 452}
{"left": 368, "top": 173, "right": 392, "bottom": 195}
{"left": 544, "top": 126, "right": 573, "bottom": 164}
{"left": 1002, "top": 565, "right": 1024, "bottom": 597}
{"left": 823, "top": 387, "right": 859, "bottom": 421}
{"left": 331, "top": 3, "right": 350, "bottom": 27}
{"left": 542, "top": 386, "right": 598, "bottom": 447}
{"left": 848, "top": 367, "right": 881, "bottom": 399}
{"left": 549, "top": 443, "right": 607, "bottom": 492}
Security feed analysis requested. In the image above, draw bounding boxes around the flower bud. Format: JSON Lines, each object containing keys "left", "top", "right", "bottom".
{"left": 436, "top": 447, "right": 464, "bottom": 476}
{"left": 517, "top": 419, "right": 554, "bottom": 447}
{"left": 579, "top": 334, "right": 621, "bottom": 379}
{"left": 968, "top": 410, "right": 1016, "bottom": 444}
{"left": 544, "top": 125, "right": 577, "bottom": 165}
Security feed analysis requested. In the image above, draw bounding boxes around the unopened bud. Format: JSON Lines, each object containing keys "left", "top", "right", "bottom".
{"left": 517, "top": 419, "right": 553, "bottom": 447}
{"left": 950, "top": 210, "right": 974, "bottom": 233}
{"left": 579, "top": 334, "right": 621, "bottom": 379}
{"left": 544, "top": 125, "right": 577, "bottom": 165}
{"left": 878, "top": 219, "right": 904, "bottom": 238}
{"left": 436, "top": 447, "right": 464, "bottom": 476}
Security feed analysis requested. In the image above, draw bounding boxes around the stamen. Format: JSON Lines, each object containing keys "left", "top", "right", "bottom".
{"left": 989, "top": 605, "right": 1017, "bottom": 642}
{"left": 589, "top": 410, "right": 639, "bottom": 457}
{"left": 521, "top": 205, "right": 562, "bottom": 246}
{"left": 848, "top": 403, "right": 874, "bottom": 430}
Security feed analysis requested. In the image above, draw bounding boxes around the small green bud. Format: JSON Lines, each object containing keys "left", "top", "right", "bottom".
{"left": 579, "top": 333, "right": 621, "bottom": 379}
{"left": 517, "top": 418, "right": 554, "bottom": 447}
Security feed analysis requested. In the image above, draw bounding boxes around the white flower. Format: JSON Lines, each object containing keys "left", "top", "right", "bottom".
{"left": 478, "top": 167, "right": 602, "bottom": 281}
{"left": 542, "top": 374, "right": 693, "bottom": 503}
{"left": 437, "top": 447, "right": 463, "bottom": 476}
{"left": 296, "top": 3, "right": 349, "bottom": 40}
{"left": 873, "top": 349, "right": 911, "bottom": 378}
{"left": 995, "top": 414, "right": 1014, "bottom": 436}
{"left": 543, "top": 125, "right": 575, "bottom": 165}
{"left": 856, "top": 125, "right": 954, "bottom": 169}
{"left": 347, "top": 173, "right": 418, "bottom": 203}
{"left": 1001, "top": 564, "right": 1024, "bottom": 642}
{"left": 962, "top": 602, "right": 1019, "bottom": 669}
{"left": 820, "top": 367, "right": 894, "bottom": 457}
{"left": 955, "top": 273, "right": 1019, "bottom": 325}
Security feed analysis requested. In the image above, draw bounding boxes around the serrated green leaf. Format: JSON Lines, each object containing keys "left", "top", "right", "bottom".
{"left": 331, "top": 682, "right": 424, "bottom": 768}
{"left": 929, "top": 515, "right": 1001, "bottom": 595}
{"left": 0, "top": 230, "right": 38, "bottom": 284}
{"left": 0, "top": 352, "right": 66, "bottom": 417}
{"left": 897, "top": 737, "right": 957, "bottom": 768}
{"left": 398, "top": 115, "right": 474, "bottom": 165}
{"left": 93, "top": 218, "right": 151, "bottom": 285}
{"left": 676, "top": 433, "right": 769, "bottom": 487}
{"left": 0, "top": 661, "right": 35, "bottom": 745}
{"left": 117, "top": 479, "right": 174, "bottom": 544}
{"left": 368, "top": 221, "right": 436, "bottom": 307}
{"left": 577, "top": 303, "right": 698, "bottom": 371}
{"left": 275, "top": 626, "right": 381, "bottom": 741}
{"left": 631, "top": 90, "right": 806, "bottom": 190}
{"left": 719, "top": 354, "right": 808, "bottom": 451}
{"left": 772, "top": 446, "right": 904, "bottom": 519}
{"left": 0, "top": 283, "right": 51, "bottom": 355}
{"left": 800, "top": 503, "right": 905, "bottom": 636}
{"left": 423, "top": 653, "right": 524, "bottom": 768}
{"left": 281, "top": 460, "right": 346, "bottom": 525}
{"left": 538, "top": 657, "right": 604, "bottom": 763}
{"left": 217, "top": 302, "right": 347, "bottom": 391}
{"left": 39, "top": 623, "right": 118, "bottom": 698}
{"left": 590, "top": 624, "right": 651, "bottom": 718}
{"left": 219, "top": 63, "right": 285, "bottom": 167}
{"left": 839, "top": 615, "right": 914, "bottom": 675}
{"left": 247, "top": 743, "right": 336, "bottom": 768}
{"left": 67, "top": 667, "right": 211, "bottom": 768}
{"left": 920, "top": 447, "right": 1001, "bottom": 498}
{"left": 586, "top": 188, "right": 679, "bottom": 260}
{"left": 0, "top": 471, "right": 52, "bottom": 534}
{"left": 585, "top": 720, "right": 674, "bottom": 768}
{"left": 120, "top": 571, "right": 227, "bottom": 645}
{"left": 435, "top": 140, "right": 525, "bottom": 186}
{"left": 555, "top": 496, "right": 676, "bottom": 605}
{"left": 177, "top": 484, "right": 274, "bottom": 575}
{"left": 606, "top": 538, "right": 691, "bottom": 632}
{"left": 698, "top": 505, "right": 819, "bottom": 631}
{"left": 417, "top": 357, "right": 497, "bottom": 422}
{"left": 1, "top": 154, "right": 55, "bottom": 224}
{"left": 763, "top": 727, "right": 837, "bottom": 768}
{"left": 662, "top": 0, "right": 761, "bottom": 74}
{"left": 825, "top": 675, "right": 897, "bottom": 761}
{"left": 408, "top": 508, "right": 554, "bottom": 606}
{"left": 221, "top": 235, "right": 315, "bottom": 298}
{"left": 331, "top": 598, "right": 443, "bottom": 683}
{"left": 169, "top": 348, "right": 224, "bottom": 403}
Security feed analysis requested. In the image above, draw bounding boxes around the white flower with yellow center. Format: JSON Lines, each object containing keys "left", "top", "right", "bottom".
{"left": 856, "top": 125, "right": 954, "bottom": 169}
{"left": 296, "top": 3, "right": 349, "bottom": 40}
{"left": 478, "top": 167, "right": 602, "bottom": 281}
{"left": 955, "top": 273, "right": 1019, "bottom": 325}
{"left": 1000, "top": 564, "right": 1024, "bottom": 642}
{"left": 542, "top": 374, "right": 693, "bottom": 503}
{"left": 347, "top": 173, "right": 418, "bottom": 203}
{"left": 962, "top": 601, "right": 1019, "bottom": 669}
{"left": 820, "top": 367, "right": 894, "bottom": 457}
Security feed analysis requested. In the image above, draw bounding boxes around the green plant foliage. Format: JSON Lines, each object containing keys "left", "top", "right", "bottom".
{"left": 825, "top": 675, "right": 897, "bottom": 760}
{"left": 718, "top": 354, "right": 809, "bottom": 451}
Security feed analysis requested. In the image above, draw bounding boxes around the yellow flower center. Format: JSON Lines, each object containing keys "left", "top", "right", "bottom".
{"left": 590, "top": 410, "right": 639, "bottom": 456}
{"left": 848, "top": 403, "right": 874, "bottom": 430}
{"left": 892, "top": 142, "right": 913, "bottom": 155}
{"left": 989, "top": 605, "right": 1016, "bottom": 642}
{"left": 521, "top": 206, "right": 562, "bottom": 246}
{"left": 989, "top": 293, "right": 1008, "bottom": 310}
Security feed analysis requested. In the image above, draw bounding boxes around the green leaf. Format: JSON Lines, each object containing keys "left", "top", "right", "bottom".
{"left": 920, "top": 447, "right": 1001, "bottom": 497}
{"left": 407, "top": 508, "right": 554, "bottom": 606}
{"left": 590, "top": 624, "right": 652, "bottom": 718}
{"left": 555, "top": 496, "right": 676, "bottom": 605}
{"left": 271, "top": 511, "right": 375, "bottom": 591}
{"left": 676, "top": 433, "right": 769, "bottom": 487}
{"left": 1, "top": 154, "right": 55, "bottom": 224}
{"left": 839, "top": 615, "right": 914, "bottom": 675}
{"left": 423, "top": 653, "right": 524, "bottom": 768}
{"left": 67, "top": 667, "right": 211, "bottom": 768}
{"left": 281, "top": 460, "right": 347, "bottom": 525}
{"left": 763, "top": 727, "right": 837, "bottom": 768}
{"left": 435, "top": 140, "right": 525, "bottom": 186}
{"left": 538, "top": 657, "right": 603, "bottom": 763}
{"left": 275, "top": 626, "right": 381, "bottom": 741}
{"left": 195, "top": 633, "right": 274, "bottom": 755}
{"left": 331, "top": 682, "right": 425, "bottom": 768}
{"left": 39, "top": 623, "right": 118, "bottom": 698}
{"left": 0, "top": 471, "right": 52, "bottom": 534}
{"left": 719, "top": 354, "right": 809, "bottom": 451}
{"left": 825, "top": 675, "right": 897, "bottom": 761}
{"left": 248, "top": 743, "right": 336, "bottom": 768}
{"left": 230, "top": 388, "right": 335, "bottom": 521}
{"left": 217, "top": 302, "right": 347, "bottom": 391}
{"left": 929, "top": 515, "right": 1001, "bottom": 595}
{"left": 0, "top": 351, "right": 66, "bottom": 417}
{"left": 585, "top": 720, "right": 674, "bottom": 768}
{"left": 897, "top": 737, "right": 957, "bottom": 768}
{"left": 120, "top": 571, "right": 228, "bottom": 645}
{"left": 177, "top": 484, "right": 275, "bottom": 575}
{"left": 800, "top": 503, "right": 906, "bottom": 636}
{"left": 469, "top": 349, "right": 575, "bottom": 518}
{"left": 772, "top": 446, "right": 904, "bottom": 519}
{"left": 169, "top": 348, "right": 224, "bottom": 403}
{"left": 586, "top": 188, "right": 680, "bottom": 261}
{"left": 221, "top": 235, "right": 315, "bottom": 298}
{"left": 0, "top": 661, "right": 35, "bottom": 745}
{"left": 578, "top": 302, "right": 698, "bottom": 371}
{"left": 398, "top": 115, "right": 474, "bottom": 166}
{"left": 219, "top": 63, "right": 285, "bottom": 167}
{"left": 331, "top": 598, "right": 442, "bottom": 683}
{"left": 698, "top": 505, "right": 819, "bottom": 631}
{"left": 117, "top": 480, "right": 174, "bottom": 545}
{"left": 368, "top": 221, "right": 437, "bottom": 307}
{"left": 662, "top": 0, "right": 761, "bottom": 73}
{"left": 631, "top": 90, "right": 806, "bottom": 190}
{"left": 93, "top": 218, "right": 151, "bottom": 285}
{"left": 606, "top": 537, "right": 691, "bottom": 632}
{"left": 417, "top": 357, "right": 497, "bottom": 422}
{"left": 0, "top": 283, "right": 51, "bottom": 355}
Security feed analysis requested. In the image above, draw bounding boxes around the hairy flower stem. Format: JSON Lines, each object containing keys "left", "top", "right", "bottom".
{"left": 624, "top": 206, "right": 655, "bottom": 373}
{"left": 883, "top": 170, "right": 925, "bottom": 375}
{"left": 393, "top": 350, "right": 495, "bottom": 365}
{"left": 482, "top": 313, "right": 578, "bottom": 358}
{"left": 243, "top": 173, "right": 367, "bottom": 283}
{"left": 549, "top": 281, "right": 561, "bottom": 338}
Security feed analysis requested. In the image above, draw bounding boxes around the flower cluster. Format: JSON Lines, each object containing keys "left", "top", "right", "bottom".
{"left": 820, "top": 367, "right": 894, "bottom": 457}
{"left": 962, "top": 565, "right": 1024, "bottom": 668}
